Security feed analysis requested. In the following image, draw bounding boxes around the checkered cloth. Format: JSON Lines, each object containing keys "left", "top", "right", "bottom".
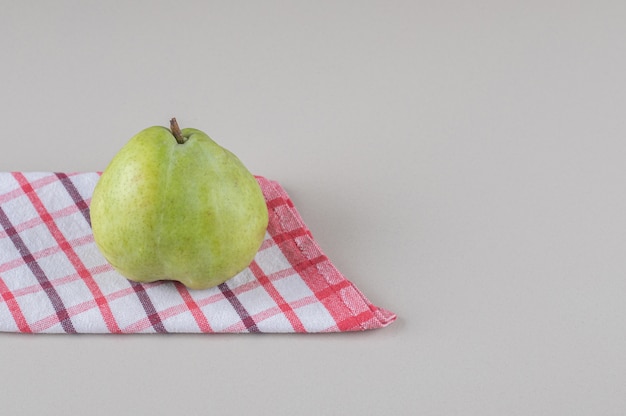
{"left": 0, "top": 172, "right": 395, "bottom": 333}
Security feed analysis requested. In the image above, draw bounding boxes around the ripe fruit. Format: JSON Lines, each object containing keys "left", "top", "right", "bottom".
{"left": 90, "top": 118, "right": 268, "bottom": 290}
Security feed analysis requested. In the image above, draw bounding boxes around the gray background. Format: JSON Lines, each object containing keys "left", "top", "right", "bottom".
{"left": 1, "top": 1, "right": 625, "bottom": 415}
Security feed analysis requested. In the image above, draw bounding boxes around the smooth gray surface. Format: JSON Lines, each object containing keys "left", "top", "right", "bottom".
{"left": 1, "top": 1, "right": 626, "bottom": 415}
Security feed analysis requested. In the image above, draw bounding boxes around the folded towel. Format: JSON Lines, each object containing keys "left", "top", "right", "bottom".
{"left": 0, "top": 172, "right": 395, "bottom": 333}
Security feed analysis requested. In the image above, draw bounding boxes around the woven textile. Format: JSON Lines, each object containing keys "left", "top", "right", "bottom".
{"left": 0, "top": 172, "right": 395, "bottom": 333}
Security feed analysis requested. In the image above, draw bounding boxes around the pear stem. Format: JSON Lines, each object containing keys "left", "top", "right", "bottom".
{"left": 170, "top": 118, "right": 185, "bottom": 144}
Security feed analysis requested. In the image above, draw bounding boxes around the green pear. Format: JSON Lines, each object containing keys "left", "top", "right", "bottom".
{"left": 90, "top": 118, "right": 268, "bottom": 290}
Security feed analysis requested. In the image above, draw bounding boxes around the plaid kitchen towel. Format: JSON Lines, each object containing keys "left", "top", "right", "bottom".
{"left": 0, "top": 172, "right": 396, "bottom": 333}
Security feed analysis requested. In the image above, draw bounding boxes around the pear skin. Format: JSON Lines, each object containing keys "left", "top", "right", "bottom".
{"left": 90, "top": 119, "right": 268, "bottom": 290}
